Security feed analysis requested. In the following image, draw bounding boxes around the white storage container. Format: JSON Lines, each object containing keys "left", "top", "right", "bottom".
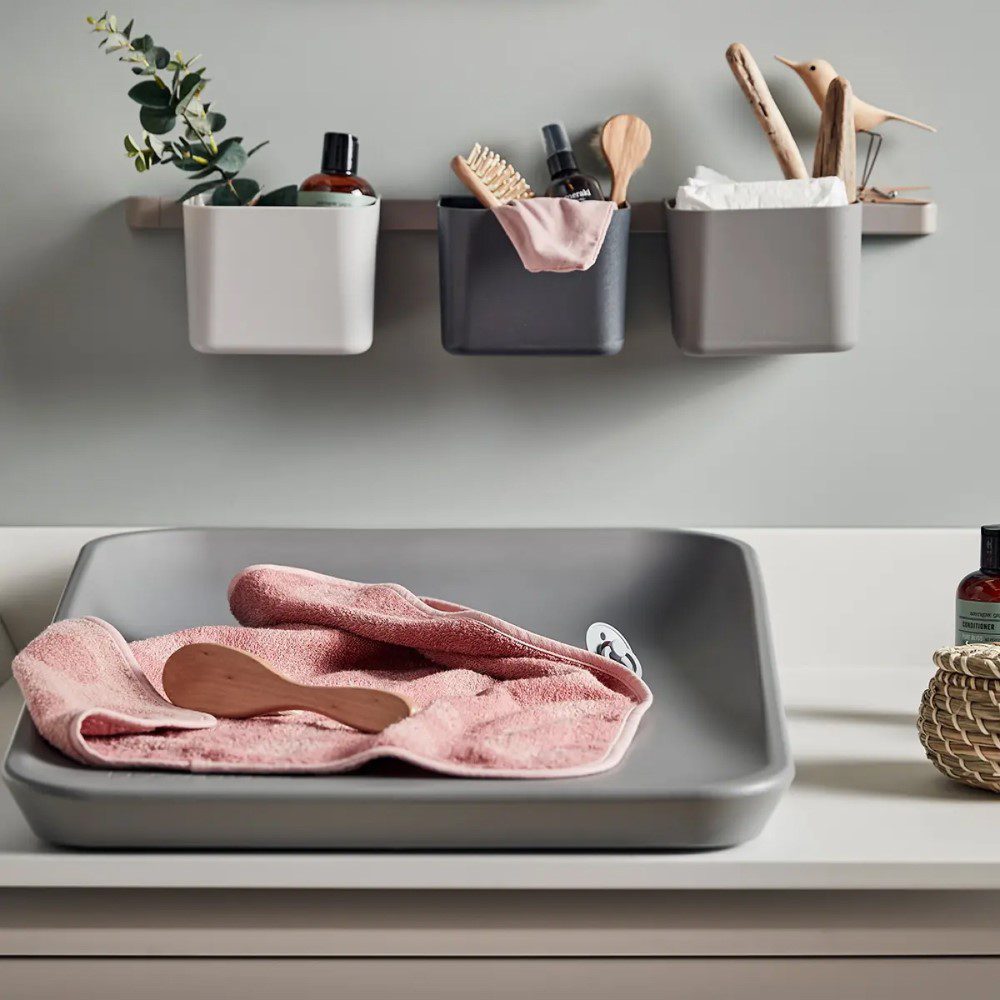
{"left": 182, "top": 197, "right": 380, "bottom": 354}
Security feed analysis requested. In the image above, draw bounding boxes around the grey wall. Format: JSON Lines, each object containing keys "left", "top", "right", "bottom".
{"left": 0, "top": 0, "right": 978, "bottom": 527}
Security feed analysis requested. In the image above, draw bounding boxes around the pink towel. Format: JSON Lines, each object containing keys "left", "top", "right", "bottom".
{"left": 492, "top": 197, "right": 617, "bottom": 273}
{"left": 12, "top": 564, "right": 651, "bottom": 778}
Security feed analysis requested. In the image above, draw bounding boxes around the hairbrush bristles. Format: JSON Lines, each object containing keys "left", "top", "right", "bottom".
{"left": 466, "top": 144, "right": 533, "bottom": 201}
{"left": 451, "top": 143, "right": 534, "bottom": 208}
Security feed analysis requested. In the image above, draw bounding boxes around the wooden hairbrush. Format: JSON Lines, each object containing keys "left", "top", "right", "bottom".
{"left": 599, "top": 114, "right": 652, "bottom": 207}
{"left": 451, "top": 143, "right": 534, "bottom": 208}
{"left": 162, "top": 642, "right": 413, "bottom": 735}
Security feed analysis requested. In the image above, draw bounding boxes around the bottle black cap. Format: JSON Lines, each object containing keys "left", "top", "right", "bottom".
{"left": 982, "top": 525, "right": 1000, "bottom": 572}
{"left": 321, "top": 132, "right": 359, "bottom": 175}
{"left": 541, "top": 122, "right": 578, "bottom": 177}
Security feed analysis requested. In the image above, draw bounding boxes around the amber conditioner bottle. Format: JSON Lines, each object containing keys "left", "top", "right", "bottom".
{"left": 956, "top": 525, "right": 1000, "bottom": 643}
{"left": 299, "top": 132, "right": 377, "bottom": 206}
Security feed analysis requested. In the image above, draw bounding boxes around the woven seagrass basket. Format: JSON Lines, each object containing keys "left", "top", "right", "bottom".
{"left": 919, "top": 644, "right": 1000, "bottom": 792}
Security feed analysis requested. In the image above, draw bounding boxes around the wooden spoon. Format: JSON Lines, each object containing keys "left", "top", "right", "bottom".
{"left": 162, "top": 643, "right": 413, "bottom": 735}
{"left": 599, "top": 114, "right": 652, "bottom": 207}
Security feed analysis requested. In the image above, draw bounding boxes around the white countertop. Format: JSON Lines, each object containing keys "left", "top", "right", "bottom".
{"left": 2, "top": 663, "right": 993, "bottom": 891}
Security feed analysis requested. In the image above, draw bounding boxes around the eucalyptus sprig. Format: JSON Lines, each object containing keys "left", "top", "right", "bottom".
{"left": 86, "top": 12, "right": 295, "bottom": 206}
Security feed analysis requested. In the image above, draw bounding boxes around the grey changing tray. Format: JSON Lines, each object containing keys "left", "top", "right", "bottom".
{"left": 4, "top": 528, "right": 792, "bottom": 849}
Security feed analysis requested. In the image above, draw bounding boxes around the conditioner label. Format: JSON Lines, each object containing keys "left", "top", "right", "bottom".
{"left": 956, "top": 599, "right": 1000, "bottom": 644}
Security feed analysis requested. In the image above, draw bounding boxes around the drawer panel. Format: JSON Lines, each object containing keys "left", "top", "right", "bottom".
{"left": 3, "top": 958, "right": 999, "bottom": 1000}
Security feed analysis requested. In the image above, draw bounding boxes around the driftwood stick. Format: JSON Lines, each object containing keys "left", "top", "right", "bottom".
{"left": 726, "top": 42, "right": 808, "bottom": 180}
{"left": 813, "top": 76, "right": 857, "bottom": 202}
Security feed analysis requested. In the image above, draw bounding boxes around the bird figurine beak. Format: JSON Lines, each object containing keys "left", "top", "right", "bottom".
{"left": 774, "top": 55, "right": 799, "bottom": 71}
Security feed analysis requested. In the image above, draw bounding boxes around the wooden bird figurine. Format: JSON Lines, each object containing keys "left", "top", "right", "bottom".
{"left": 775, "top": 56, "right": 937, "bottom": 133}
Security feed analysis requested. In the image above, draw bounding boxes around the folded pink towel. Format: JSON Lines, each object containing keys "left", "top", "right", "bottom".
{"left": 13, "top": 565, "right": 651, "bottom": 778}
{"left": 492, "top": 197, "right": 617, "bottom": 273}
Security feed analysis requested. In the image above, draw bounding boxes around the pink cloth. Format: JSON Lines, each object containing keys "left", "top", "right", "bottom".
{"left": 492, "top": 197, "right": 617, "bottom": 273}
{"left": 12, "top": 564, "right": 651, "bottom": 778}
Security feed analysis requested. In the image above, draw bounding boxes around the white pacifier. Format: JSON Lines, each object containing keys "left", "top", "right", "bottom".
{"left": 586, "top": 622, "right": 642, "bottom": 679}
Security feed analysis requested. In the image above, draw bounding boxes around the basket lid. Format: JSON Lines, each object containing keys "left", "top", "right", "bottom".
{"left": 933, "top": 644, "right": 1000, "bottom": 678}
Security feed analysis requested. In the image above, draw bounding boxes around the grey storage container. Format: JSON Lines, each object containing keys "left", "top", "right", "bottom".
{"left": 4, "top": 527, "right": 791, "bottom": 850}
{"left": 438, "top": 197, "right": 630, "bottom": 355}
{"left": 665, "top": 203, "right": 862, "bottom": 356}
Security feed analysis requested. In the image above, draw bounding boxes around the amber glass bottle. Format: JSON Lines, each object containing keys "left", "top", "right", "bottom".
{"left": 540, "top": 123, "right": 605, "bottom": 202}
{"left": 299, "top": 133, "right": 376, "bottom": 206}
{"left": 956, "top": 525, "right": 1000, "bottom": 643}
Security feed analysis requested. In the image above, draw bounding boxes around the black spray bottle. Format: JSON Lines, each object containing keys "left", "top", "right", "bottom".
{"left": 541, "top": 123, "right": 605, "bottom": 202}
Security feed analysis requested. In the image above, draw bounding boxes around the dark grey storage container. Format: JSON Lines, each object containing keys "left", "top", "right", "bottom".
{"left": 665, "top": 203, "right": 862, "bottom": 356}
{"left": 438, "top": 197, "right": 630, "bottom": 355}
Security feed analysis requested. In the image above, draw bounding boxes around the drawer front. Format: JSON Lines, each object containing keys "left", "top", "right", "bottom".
{"left": 3, "top": 958, "right": 999, "bottom": 1000}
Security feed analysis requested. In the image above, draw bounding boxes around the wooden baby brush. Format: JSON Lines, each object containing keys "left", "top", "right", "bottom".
{"left": 451, "top": 143, "right": 534, "bottom": 208}
{"left": 162, "top": 643, "right": 413, "bottom": 735}
{"left": 599, "top": 114, "right": 652, "bottom": 206}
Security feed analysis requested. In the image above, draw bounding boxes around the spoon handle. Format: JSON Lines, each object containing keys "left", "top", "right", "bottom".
{"left": 291, "top": 683, "right": 413, "bottom": 734}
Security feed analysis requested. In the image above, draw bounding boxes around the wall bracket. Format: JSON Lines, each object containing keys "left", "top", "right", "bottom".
{"left": 125, "top": 197, "right": 936, "bottom": 237}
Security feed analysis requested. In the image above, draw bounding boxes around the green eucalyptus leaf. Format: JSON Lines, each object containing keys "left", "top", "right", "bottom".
{"left": 246, "top": 140, "right": 269, "bottom": 158}
{"left": 171, "top": 154, "right": 213, "bottom": 173}
{"left": 176, "top": 92, "right": 200, "bottom": 117}
{"left": 122, "top": 18, "right": 133, "bottom": 39}
{"left": 211, "top": 178, "right": 260, "bottom": 206}
{"left": 177, "top": 71, "right": 202, "bottom": 100}
{"left": 256, "top": 184, "right": 299, "bottom": 207}
{"left": 131, "top": 33, "right": 153, "bottom": 52}
{"left": 127, "top": 80, "right": 170, "bottom": 108}
{"left": 204, "top": 112, "right": 226, "bottom": 133}
{"left": 133, "top": 156, "right": 147, "bottom": 173}
{"left": 123, "top": 133, "right": 141, "bottom": 155}
{"left": 152, "top": 46, "right": 170, "bottom": 69}
{"left": 185, "top": 119, "right": 214, "bottom": 140}
{"left": 172, "top": 159, "right": 212, "bottom": 175}
{"left": 139, "top": 106, "right": 176, "bottom": 135}
{"left": 212, "top": 138, "right": 247, "bottom": 176}
{"left": 178, "top": 179, "right": 224, "bottom": 203}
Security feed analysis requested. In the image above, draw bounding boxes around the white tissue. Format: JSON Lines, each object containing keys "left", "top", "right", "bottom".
{"left": 675, "top": 166, "right": 849, "bottom": 211}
